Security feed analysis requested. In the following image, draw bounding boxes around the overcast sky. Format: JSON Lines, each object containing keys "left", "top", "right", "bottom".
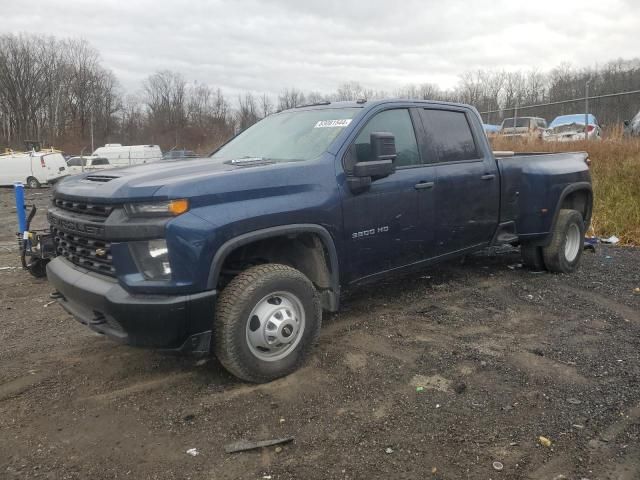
{"left": 3, "top": 0, "right": 639, "bottom": 98}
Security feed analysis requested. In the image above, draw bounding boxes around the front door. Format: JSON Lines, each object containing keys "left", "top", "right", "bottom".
{"left": 341, "top": 108, "right": 435, "bottom": 281}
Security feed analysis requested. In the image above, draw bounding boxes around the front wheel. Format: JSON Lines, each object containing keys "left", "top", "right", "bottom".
{"left": 542, "top": 209, "right": 585, "bottom": 273}
{"left": 214, "top": 264, "right": 322, "bottom": 383}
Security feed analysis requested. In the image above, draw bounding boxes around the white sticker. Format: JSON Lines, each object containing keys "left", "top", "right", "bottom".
{"left": 314, "top": 119, "right": 352, "bottom": 128}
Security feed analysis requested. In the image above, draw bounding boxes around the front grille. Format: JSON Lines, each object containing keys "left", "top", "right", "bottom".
{"left": 51, "top": 196, "right": 118, "bottom": 276}
{"left": 52, "top": 227, "right": 115, "bottom": 276}
{"left": 53, "top": 198, "right": 113, "bottom": 218}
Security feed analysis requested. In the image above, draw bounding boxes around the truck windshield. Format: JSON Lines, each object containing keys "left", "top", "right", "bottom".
{"left": 211, "top": 108, "right": 360, "bottom": 162}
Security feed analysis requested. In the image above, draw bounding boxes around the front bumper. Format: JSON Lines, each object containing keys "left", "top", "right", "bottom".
{"left": 47, "top": 257, "right": 216, "bottom": 353}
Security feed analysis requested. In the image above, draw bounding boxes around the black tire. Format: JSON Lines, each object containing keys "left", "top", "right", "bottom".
{"left": 521, "top": 243, "right": 546, "bottom": 271}
{"left": 214, "top": 264, "right": 322, "bottom": 383}
{"left": 27, "top": 259, "right": 48, "bottom": 278}
{"left": 26, "top": 177, "right": 40, "bottom": 189}
{"left": 542, "top": 209, "right": 585, "bottom": 274}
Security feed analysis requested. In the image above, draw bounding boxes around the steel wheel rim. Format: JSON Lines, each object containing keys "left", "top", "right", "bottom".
{"left": 564, "top": 223, "right": 581, "bottom": 262}
{"left": 245, "top": 291, "right": 305, "bottom": 362}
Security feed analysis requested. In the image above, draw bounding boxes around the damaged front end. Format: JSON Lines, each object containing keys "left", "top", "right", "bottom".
{"left": 543, "top": 122, "right": 592, "bottom": 142}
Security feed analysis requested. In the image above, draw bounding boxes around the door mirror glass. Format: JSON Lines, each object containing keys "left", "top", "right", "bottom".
{"left": 348, "top": 133, "right": 396, "bottom": 193}
{"left": 352, "top": 132, "right": 396, "bottom": 178}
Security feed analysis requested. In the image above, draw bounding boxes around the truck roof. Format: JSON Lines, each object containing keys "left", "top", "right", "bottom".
{"left": 288, "top": 98, "right": 476, "bottom": 112}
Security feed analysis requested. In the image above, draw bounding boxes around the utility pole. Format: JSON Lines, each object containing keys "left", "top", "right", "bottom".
{"left": 585, "top": 79, "right": 591, "bottom": 141}
{"left": 90, "top": 108, "right": 95, "bottom": 153}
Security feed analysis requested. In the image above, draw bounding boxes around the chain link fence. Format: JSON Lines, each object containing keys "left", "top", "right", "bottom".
{"left": 479, "top": 89, "right": 640, "bottom": 129}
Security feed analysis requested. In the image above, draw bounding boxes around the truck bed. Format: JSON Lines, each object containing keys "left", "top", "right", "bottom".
{"left": 495, "top": 151, "right": 591, "bottom": 241}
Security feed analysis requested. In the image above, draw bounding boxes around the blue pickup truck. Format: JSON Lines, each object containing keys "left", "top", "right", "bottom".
{"left": 47, "top": 99, "right": 592, "bottom": 382}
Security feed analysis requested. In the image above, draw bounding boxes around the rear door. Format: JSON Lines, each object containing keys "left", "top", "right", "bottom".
{"left": 341, "top": 107, "right": 435, "bottom": 280}
{"left": 42, "top": 153, "right": 68, "bottom": 182}
{"left": 418, "top": 107, "right": 499, "bottom": 256}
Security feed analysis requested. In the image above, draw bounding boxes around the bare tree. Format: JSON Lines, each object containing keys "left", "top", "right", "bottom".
{"left": 277, "top": 88, "right": 305, "bottom": 110}
{"left": 259, "top": 93, "right": 273, "bottom": 118}
{"left": 143, "top": 70, "right": 187, "bottom": 135}
{"left": 236, "top": 93, "right": 259, "bottom": 130}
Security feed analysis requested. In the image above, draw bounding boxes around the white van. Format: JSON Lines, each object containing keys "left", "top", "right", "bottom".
{"left": 0, "top": 151, "right": 69, "bottom": 188}
{"left": 92, "top": 144, "right": 162, "bottom": 167}
{"left": 66, "top": 155, "right": 111, "bottom": 175}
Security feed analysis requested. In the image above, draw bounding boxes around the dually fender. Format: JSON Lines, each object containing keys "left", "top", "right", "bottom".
{"left": 546, "top": 181, "right": 593, "bottom": 243}
{"left": 206, "top": 223, "right": 341, "bottom": 306}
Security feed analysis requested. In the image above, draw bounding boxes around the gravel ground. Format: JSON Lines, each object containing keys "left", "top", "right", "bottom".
{"left": 1, "top": 187, "right": 639, "bottom": 480}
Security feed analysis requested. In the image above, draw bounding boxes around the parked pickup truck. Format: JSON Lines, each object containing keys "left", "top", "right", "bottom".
{"left": 46, "top": 100, "right": 592, "bottom": 382}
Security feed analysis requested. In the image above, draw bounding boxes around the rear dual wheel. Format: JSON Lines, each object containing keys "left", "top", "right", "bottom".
{"left": 521, "top": 209, "right": 585, "bottom": 274}
{"left": 521, "top": 243, "right": 545, "bottom": 271}
{"left": 543, "top": 209, "right": 585, "bottom": 273}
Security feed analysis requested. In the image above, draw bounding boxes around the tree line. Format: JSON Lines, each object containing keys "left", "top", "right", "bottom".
{"left": 2, "top": 33, "right": 640, "bottom": 154}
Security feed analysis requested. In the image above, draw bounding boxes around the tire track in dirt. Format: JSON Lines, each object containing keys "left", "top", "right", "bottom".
{"left": 0, "top": 371, "right": 50, "bottom": 401}
{"left": 555, "top": 284, "right": 640, "bottom": 324}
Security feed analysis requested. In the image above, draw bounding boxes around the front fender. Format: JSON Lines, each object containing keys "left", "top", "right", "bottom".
{"left": 205, "top": 224, "right": 341, "bottom": 296}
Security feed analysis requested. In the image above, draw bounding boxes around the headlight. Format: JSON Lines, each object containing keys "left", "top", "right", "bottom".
{"left": 129, "top": 239, "right": 171, "bottom": 280}
{"left": 125, "top": 199, "right": 189, "bottom": 217}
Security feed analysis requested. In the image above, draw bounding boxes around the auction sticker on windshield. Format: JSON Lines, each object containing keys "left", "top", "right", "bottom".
{"left": 314, "top": 119, "right": 352, "bottom": 128}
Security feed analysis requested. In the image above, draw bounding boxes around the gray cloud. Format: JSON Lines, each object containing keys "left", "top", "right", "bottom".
{"left": 3, "top": 0, "right": 639, "bottom": 97}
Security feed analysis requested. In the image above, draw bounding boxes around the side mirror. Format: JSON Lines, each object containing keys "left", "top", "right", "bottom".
{"left": 347, "top": 132, "right": 397, "bottom": 193}
{"left": 624, "top": 120, "right": 630, "bottom": 127}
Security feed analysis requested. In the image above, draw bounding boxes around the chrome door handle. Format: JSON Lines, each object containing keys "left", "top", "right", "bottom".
{"left": 415, "top": 181, "right": 434, "bottom": 190}
{"left": 481, "top": 174, "right": 496, "bottom": 180}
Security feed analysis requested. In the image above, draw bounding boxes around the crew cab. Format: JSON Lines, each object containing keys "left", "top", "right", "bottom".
{"left": 46, "top": 100, "right": 592, "bottom": 383}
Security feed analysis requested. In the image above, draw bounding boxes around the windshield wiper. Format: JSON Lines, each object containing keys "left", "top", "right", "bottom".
{"left": 227, "top": 157, "right": 275, "bottom": 166}
{"left": 295, "top": 101, "right": 331, "bottom": 108}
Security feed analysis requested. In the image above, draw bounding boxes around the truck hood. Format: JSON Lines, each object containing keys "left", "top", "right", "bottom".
{"left": 53, "top": 156, "right": 305, "bottom": 202}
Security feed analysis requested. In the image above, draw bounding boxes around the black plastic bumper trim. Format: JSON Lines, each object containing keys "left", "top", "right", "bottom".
{"left": 47, "top": 257, "right": 216, "bottom": 351}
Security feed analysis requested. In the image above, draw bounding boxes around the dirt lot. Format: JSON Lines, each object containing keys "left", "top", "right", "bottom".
{"left": 1, "top": 187, "right": 639, "bottom": 480}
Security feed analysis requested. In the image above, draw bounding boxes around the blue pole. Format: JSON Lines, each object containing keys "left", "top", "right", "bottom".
{"left": 14, "top": 182, "right": 26, "bottom": 233}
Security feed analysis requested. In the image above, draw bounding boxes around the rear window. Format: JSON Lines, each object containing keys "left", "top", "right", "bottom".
{"left": 501, "top": 118, "right": 531, "bottom": 128}
{"left": 419, "top": 109, "right": 479, "bottom": 163}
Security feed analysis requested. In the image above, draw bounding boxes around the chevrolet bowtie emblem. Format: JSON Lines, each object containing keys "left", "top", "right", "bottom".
{"left": 95, "top": 248, "right": 107, "bottom": 257}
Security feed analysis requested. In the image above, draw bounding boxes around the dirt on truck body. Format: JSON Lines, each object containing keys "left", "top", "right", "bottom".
{"left": 1, "top": 187, "right": 639, "bottom": 479}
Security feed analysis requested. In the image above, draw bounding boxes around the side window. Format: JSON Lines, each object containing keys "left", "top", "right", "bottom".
{"left": 352, "top": 109, "right": 420, "bottom": 169}
{"left": 67, "top": 158, "right": 80, "bottom": 166}
{"left": 419, "top": 109, "right": 479, "bottom": 163}
{"left": 537, "top": 119, "right": 547, "bottom": 128}
{"left": 92, "top": 158, "right": 109, "bottom": 166}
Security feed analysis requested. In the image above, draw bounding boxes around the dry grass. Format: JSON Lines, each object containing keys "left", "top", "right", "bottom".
{"left": 490, "top": 134, "right": 640, "bottom": 245}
